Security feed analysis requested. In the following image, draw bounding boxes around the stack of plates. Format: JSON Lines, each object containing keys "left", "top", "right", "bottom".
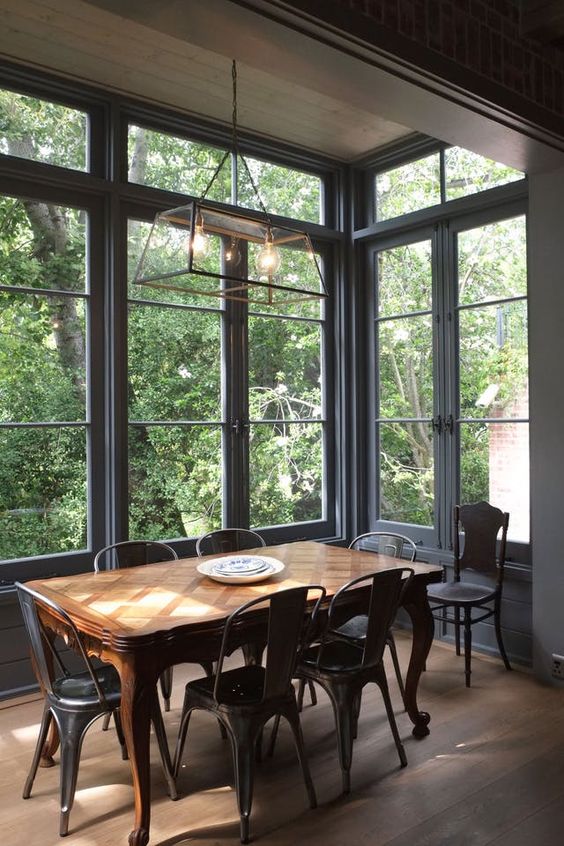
{"left": 197, "top": 554, "right": 284, "bottom": 584}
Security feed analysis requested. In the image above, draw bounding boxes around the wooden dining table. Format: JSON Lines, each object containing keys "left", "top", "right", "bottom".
{"left": 26, "top": 540, "right": 442, "bottom": 846}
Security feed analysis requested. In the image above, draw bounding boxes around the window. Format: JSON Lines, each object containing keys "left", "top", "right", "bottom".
{"left": 0, "top": 75, "right": 337, "bottom": 579}
{"left": 0, "top": 88, "right": 88, "bottom": 171}
{"left": 367, "top": 149, "right": 528, "bottom": 555}
{"left": 0, "top": 194, "right": 90, "bottom": 560}
{"left": 375, "top": 153, "right": 441, "bottom": 221}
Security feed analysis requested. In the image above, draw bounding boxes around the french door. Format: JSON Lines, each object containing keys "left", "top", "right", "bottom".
{"left": 368, "top": 204, "right": 529, "bottom": 558}
{"left": 125, "top": 212, "right": 334, "bottom": 549}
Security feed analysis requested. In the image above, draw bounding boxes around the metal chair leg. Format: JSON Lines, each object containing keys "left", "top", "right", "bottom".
{"left": 283, "top": 704, "right": 317, "bottom": 809}
{"left": 455, "top": 607, "right": 461, "bottom": 656}
{"left": 101, "top": 711, "right": 111, "bottom": 731}
{"left": 376, "top": 667, "right": 407, "bottom": 768}
{"left": 228, "top": 725, "right": 256, "bottom": 844}
{"left": 57, "top": 711, "right": 92, "bottom": 837}
{"left": 23, "top": 705, "right": 52, "bottom": 799}
{"left": 386, "top": 631, "right": 406, "bottom": 705}
{"left": 159, "top": 666, "right": 173, "bottom": 712}
{"left": 150, "top": 694, "right": 178, "bottom": 800}
{"left": 327, "top": 686, "right": 355, "bottom": 794}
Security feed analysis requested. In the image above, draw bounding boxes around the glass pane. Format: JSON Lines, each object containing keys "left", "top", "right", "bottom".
{"left": 237, "top": 156, "right": 322, "bottom": 223}
{"left": 459, "top": 300, "right": 528, "bottom": 419}
{"left": 249, "top": 317, "right": 322, "bottom": 421}
{"left": 0, "top": 196, "right": 87, "bottom": 293}
{"left": 460, "top": 422, "right": 529, "bottom": 542}
{"left": 0, "top": 426, "right": 87, "bottom": 559}
{"left": 377, "top": 240, "right": 433, "bottom": 317}
{"left": 0, "top": 89, "right": 87, "bottom": 171}
{"left": 375, "top": 154, "right": 441, "bottom": 222}
{"left": 128, "top": 218, "right": 222, "bottom": 308}
{"left": 128, "top": 425, "right": 222, "bottom": 540}
{"left": 458, "top": 217, "right": 527, "bottom": 306}
{"left": 379, "top": 315, "right": 433, "bottom": 419}
{"left": 128, "top": 124, "right": 230, "bottom": 202}
{"left": 445, "top": 147, "right": 523, "bottom": 200}
{"left": 0, "top": 291, "right": 86, "bottom": 422}
{"left": 128, "top": 304, "right": 222, "bottom": 422}
{"left": 379, "top": 422, "right": 434, "bottom": 526}
{"left": 249, "top": 422, "right": 323, "bottom": 526}
{"left": 247, "top": 247, "right": 323, "bottom": 319}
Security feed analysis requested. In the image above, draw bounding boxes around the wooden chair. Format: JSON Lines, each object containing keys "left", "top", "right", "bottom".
{"left": 173, "top": 585, "right": 325, "bottom": 844}
{"left": 427, "top": 501, "right": 511, "bottom": 687}
{"left": 16, "top": 582, "right": 177, "bottom": 837}
{"left": 270, "top": 567, "right": 414, "bottom": 794}
{"left": 94, "top": 540, "right": 213, "bottom": 715}
{"left": 195, "top": 528, "right": 266, "bottom": 556}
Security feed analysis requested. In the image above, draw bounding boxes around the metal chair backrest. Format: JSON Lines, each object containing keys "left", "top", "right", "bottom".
{"left": 213, "top": 585, "right": 326, "bottom": 704}
{"left": 196, "top": 528, "right": 266, "bottom": 557}
{"left": 454, "top": 502, "right": 509, "bottom": 583}
{"left": 349, "top": 532, "right": 417, "bottom": 562}
{"left": 16, "top": 582, "right": 108, "bottom": 707}
{"left": 323, "top": 568, "right": 414, "bottom": 669}
{"left": 94, "top": 540, "right": 178, "bottom": 572}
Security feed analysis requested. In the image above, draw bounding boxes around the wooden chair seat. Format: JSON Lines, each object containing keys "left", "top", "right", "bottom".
{"left": 427, "top": 581, "right": 497, "bottom": 605}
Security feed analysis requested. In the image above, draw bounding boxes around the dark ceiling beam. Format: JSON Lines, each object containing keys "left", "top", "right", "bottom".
{"left": 520, "top": 1, "right": 564, "bottom": 45}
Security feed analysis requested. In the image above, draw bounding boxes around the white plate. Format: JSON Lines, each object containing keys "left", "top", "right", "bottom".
{"left": 212, "top": 555, "right": 272, "bottom": 575}
{"left": 197, "top": 555, "right": 285, "bottom": 584}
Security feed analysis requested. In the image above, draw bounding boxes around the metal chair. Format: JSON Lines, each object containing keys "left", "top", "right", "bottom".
{"left": 16, "top": 582, "right": 177, "bottom": 837}
{"left": 295, "top": 532, "right": 415, "bottom": 711}
{"left": 427, "top": 501, "right": 511, "bottom": 687}
{"left": 270, "top": 567, "right": 414, "bottom": 794}
{"left": 94, "top": 540, "right": 212, "bottom": 713}
{"left": 197, "top": 527, "right": 317, "bottom": 709}
{"left": 173, "top": 585, "right": 325, "bottom": 844}
{"left": 195, "top": 528, "right": 266, "bottom": 557}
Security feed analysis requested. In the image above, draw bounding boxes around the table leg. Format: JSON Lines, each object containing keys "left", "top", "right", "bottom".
{"left": 117, "top": 657, "right": 154, "bottom": 846}
{"left": 402, "top": 581, "right": 435, "bottom": 738}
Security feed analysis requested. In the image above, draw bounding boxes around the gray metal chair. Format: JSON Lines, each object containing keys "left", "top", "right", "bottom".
{"left": 196, "top": 528, "right": 318, "bottom": 709}
{"left": 427, "top": 502, "right": 511, "bottom": 686}
{"left": 16, "top": 581, "right": 177, "bottom": 837}
{"left": 94, "top": 540, "right": 213, "bottom": 713}
{"left": 270, "top": 568, "right": 414, "bottom": 793}
{"left": 195, "top": 528, "right": 266, "bottom": 557}
{"left": 296, "top": 532, "right": 416, "bottom": 709}
{"left": 173, "top": 585, "right": 325, "bottom": 844}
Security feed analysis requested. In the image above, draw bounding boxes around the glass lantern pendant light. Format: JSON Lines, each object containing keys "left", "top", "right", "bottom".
{"left": 134, "top": 61, "right": 327, "bottom": 305}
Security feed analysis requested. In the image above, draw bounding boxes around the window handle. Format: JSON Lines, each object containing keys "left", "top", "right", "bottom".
{"left": 231, "top": 418, "right": 249, "bottom": 436}
{"left": 444, "top": 414, "right": 454, "bottom": 434}
{"left": 432, "top": 415, "right": 443, "bottom": 434}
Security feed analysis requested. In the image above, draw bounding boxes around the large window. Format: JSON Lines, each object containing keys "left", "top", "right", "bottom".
{"left": 0, "top": 76, "right": 336, "bottom": 577}
{"left": 368, "top": 149, "right": 528, "bottom": 556}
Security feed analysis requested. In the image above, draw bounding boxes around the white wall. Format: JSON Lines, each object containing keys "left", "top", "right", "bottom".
{"left": 528, "top": 165, "right": 564, "bottom": 682}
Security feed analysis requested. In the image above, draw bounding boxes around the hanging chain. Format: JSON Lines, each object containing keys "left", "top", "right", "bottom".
{"left": 200, "top": 60, "right": 272, "bottom": 226}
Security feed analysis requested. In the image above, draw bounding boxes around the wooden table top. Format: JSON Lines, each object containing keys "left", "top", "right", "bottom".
{"left": 26, "top": 541, "right": 442, "bottom": 641}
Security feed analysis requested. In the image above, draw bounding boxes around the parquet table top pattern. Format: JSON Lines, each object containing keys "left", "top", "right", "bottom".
{"left": 27, "top": 541, "right": 441, "bottom": 638}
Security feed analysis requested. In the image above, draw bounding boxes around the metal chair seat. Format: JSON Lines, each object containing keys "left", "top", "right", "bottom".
{"left": 301, "top": 640, "right": 365, "bottom": 673}
{"left": 427, "top": 581, "right": 497, "bottom": 605}
{"left": 52, "top": 664, "right": 121, "bottom": 703}
{"left": 188, "top": 665, "right": 270, "bottom": 707}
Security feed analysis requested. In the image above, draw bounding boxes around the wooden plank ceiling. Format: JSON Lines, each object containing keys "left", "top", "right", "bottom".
{"left": 0, "top": 0, "right": 413, "bottom": 160}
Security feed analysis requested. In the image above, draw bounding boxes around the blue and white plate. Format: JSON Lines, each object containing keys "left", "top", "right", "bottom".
{"left": 197, "top": 555, "right": 285, "bottom": 584}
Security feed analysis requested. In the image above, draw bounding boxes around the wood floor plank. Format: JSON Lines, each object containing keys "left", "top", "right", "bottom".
{"left": 2, "top": 634, "right": 564, "bottom": 846}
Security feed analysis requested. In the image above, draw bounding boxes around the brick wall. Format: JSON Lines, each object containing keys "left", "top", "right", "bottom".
{"left": 489, "top": 392, "right": 530, "bottom": 541}
{"left": 291, "top": 1, "right": 564, "bottom": 115}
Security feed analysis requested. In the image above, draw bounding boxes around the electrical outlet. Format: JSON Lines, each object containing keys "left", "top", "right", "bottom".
{"left": 551, "top": 654, "right": 564, "bottom": 679}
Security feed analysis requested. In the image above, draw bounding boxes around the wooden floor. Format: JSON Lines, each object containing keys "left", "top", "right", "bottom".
{"left": 3, "top": 635, "right": 564, "bottom": 846}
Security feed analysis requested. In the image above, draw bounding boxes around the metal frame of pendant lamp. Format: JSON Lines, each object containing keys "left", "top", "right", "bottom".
{"left": 133, "top": 62, "right": 328, "bottom": 306}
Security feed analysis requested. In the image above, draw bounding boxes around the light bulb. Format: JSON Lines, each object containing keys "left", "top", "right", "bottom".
{"left": 189, "top": 212, "right": 209, "bottom": 259}
{"left": 256, "top": 230, "right": 281, "bottom": 276}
